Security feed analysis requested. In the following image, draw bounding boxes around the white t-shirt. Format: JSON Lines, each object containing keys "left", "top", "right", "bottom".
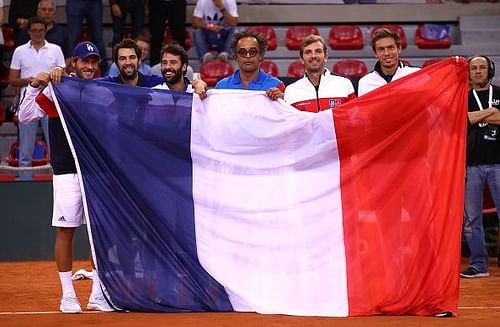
{"left": 193, "top": 0, "right": 239, "bottom": 25}
{"left": 10, "top": 40, "right": 66, "bottom": 94}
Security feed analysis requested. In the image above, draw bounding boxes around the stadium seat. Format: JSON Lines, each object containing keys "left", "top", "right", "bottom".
{"left": 246, "top": 26, "right": 277, "bottom": 51}
{"left": 332, "top": 60, "right": 368, "bottom": 78}
{"left": 79, "top": 25, "right": 91, "bottom": 42}
{"left": 33, "top": 174, "right": 53, "bottom": 181}
{"left": 415, "top": 24, "right": 451, "bottom": 49}
{"left": 2, "top": 25, "right": 15, "bottom": 51}
{"left": 0, "top": 102, "right": 5, "bottom": 126}
{"left": 287, "top": 60, "right": 305, "bottom": 78}
{"left": 371, "top": 24, "right": 407, "bottom": 49}
{"left": 164, "top": 28, "right": 192, "bottom": 50}
{"left": 199, "top": 60, "right": 234, "bottom": 87}
{"left": 328, "top": 25, "right": 364, "bottom": 50}
{"left": 0, "top": 174, "right": 16, "bottom": 182}
{"left": 260, "top": 60, "right": 279, "bottom": 77}
{"left": 0, "top": 63, "right": 9, "bottom": 88}
{"left": 285, "top": 25, "right": 320, "bottom": 50}
{"left": 422, "top": 58, "right": 445, "bottom": 67}
{"left": 7, "top": 140, "right": 50, "bottom": 167}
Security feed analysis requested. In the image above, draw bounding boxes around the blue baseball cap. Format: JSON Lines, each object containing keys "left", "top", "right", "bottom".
{"left": 72, "top": 41, "right": 100, "bottom": 59}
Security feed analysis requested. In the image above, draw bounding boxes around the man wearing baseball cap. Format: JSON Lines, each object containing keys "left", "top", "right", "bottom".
{"left": 18, "top": 41, "right": 115, "bottom": 313}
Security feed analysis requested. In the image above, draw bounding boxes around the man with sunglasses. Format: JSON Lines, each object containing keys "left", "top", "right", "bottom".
{"left": 214, "top": 30, "right": 284, "bottom": 100}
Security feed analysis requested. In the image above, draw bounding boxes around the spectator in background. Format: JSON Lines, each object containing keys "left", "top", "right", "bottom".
{"left": 284, "top": 35, "right": 356, "bottom": 112}
{"left": 109, "top": 0, "right": 146, "bottom": 47}
{"left": 215, "top": 31, "right": 284, "bottom": 100}
{"left": 9, "top": 16, "right": 65, "bottom": 180}
{"left": 18, "top": 0, "right": 71, "bottom": 62}
{"left": 8, "top": 0, "right": 40, "bottom": 46}
{"left": 192, "top": 0, "right": 238, "bottom": 63}
{"left": 148, "top": 0, "right": 187, "bottom": 66}
{"left": 357, "top": 28, "right": 419, "bottom": 96}
{"left": 107, "top": 35, "right": 151, "bottom": 77}
{"left": 65, "top": 0, "right": 108, "bottom": 73}
{"left": 461, "top": 55, "right": 500, "bottom": 279}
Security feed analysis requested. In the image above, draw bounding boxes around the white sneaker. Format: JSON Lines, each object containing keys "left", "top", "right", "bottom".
{"left": 60, "top": 296, "right": 82, "bottom": 313}
{"left": 217, "top": 51, "right": 229, "bottom": 62}
{"left": 87, "top": 295, "right": 115, "bottom": 312}
{"left": 202, "top": 52, "right": 214, "bottom": 64}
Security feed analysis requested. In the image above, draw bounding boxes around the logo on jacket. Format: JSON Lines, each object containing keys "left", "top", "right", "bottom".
{"left": 329, "top": 99, "right": 342, "bottom": 108}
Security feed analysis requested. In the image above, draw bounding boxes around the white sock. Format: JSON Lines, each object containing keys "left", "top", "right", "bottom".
{"left": 59, "top": 271, "right": 76, "bottom": 298}
{"left": 90, "top": 269, "right": 103, "bottom": 298}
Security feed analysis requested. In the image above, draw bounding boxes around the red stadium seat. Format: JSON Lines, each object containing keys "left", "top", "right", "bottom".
{"left": 0, "top": 102, "right": 5, "bottom": 126}
{"left": 287, "top": 60, "right": 305, "bottom": 78}
{"left": 0, "top": 63, "right": 9, "bottom": 88}
{"left": 199, "top": 60, "right": 234, "bottom": 87}
{"left": 328, "top": 25, "right": 364, "bottom": 50}
{"left": 246, "top": 26, "right": 277, "bottom": 51}
{"left": 285, "top": 25, "right": 320, "bottom": 50}
{"left": 415, "top": 24, "right": 451, "bottom": 49}
{"left": 33, "top": 174, "right": 53, "bottom": 181}
{"left": 332, "top": 60, "right": 368, "bottom": 78}
{"left": 2, "top": 25, "right": 15, "bottom": 51}
{"left": 164, "top": 28, "right": 192, "bottom": 50}
{"left": 260, "top": 60, "right": 279, "bottom": 77}
{"left": 79, "top": 25, "right": 91, "bottom": 42}
{"left": 371, "top": 24, "right": 407, "bottom": 50}
{"left": 7, "top": 140, "right": 50, "bottom": 167}
{"left": 0, "top": 174, "right": 16, "bottom": 182}
{"left": 422, "top": 58, "right": 445, "bottom": 68}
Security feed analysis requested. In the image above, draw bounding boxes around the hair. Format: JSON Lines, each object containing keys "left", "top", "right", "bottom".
{"left": 38, "top": 0, "right": 55, "bottom": 9}
{"left": 160, "top": 43, "right": 189, "bottom": 68}
{"left": 371, "top": 28, "right": 401, "bottom": 51}
{"left": 231, "top": 31, "right": 268, "bottom": 57}
{"left": 299, "top": 35, "right": 327, "bottom": 58}
{"left": 135, "top": 35, "right": 150, "bottom": 45}
{"left": 112, "top": 38, "right": 141, "bottom": 64}
{"left": 27, "top": 16, "right": 47, "bottom": 30}
{"left": 468, "top": 55, "right": 496, "bottom": 80}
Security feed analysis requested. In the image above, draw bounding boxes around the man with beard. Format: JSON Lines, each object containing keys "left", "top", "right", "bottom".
{"left": 284, "top": 35, "right": 356, "bottom": 112}
{"left": 153, "top": 43, "right": 198, "bottom": 93}
{"left": 214, "top": 30, "right": 284, "bottom": 100}
{"left": 18, "top": 41, "right": 115, "bottom": 313}
{"left": 462, "top": 55, "right": 500, "bottom": 278}
{"left": 99, "top": 38, "right": 163, "bottom": 87}
{"left": 357, "top": 28, "right": 419, "bottom": 96}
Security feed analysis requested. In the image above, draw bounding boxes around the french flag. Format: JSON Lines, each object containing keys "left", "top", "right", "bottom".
{"left": 50, "top": 57, "right": 468, "bottom": 316}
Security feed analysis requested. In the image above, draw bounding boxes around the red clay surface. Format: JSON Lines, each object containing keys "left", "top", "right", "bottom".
{"left": 0, "top": 259, "right": 498, "bottom": 327}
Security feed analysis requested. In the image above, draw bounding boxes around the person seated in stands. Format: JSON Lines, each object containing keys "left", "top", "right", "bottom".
{"left": 9, "top": 16, "right": 65, "bottom": 180}
{"left": 106, "top": 35, "right": 151, "bottom": 77}
{"left": 192, "top": 0, "right": 238, "bottom": 63}
{"left": 357, "top": 28, "right": 419, "bottom": 96}
{"left": 214, "top": 30, "right": 284, "bottom": 100}
{"left": 284, "top": 35, "right": 356, "bottom": 112}
{"left": 18, "top": 0, "right": 72, "bottom": 64}
{"left": 98, "top": 38, "right": 162, "bottom": 87}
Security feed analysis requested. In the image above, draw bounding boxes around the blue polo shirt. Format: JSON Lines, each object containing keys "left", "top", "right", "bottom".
{"left": 97, "top": 72, "right": 163, "bottom": 87}
{"left": 215, "top": 69, "right": 284, "bottom": 91}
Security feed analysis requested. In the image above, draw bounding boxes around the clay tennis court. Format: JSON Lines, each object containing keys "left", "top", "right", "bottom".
{"left": 0, "top": 259, "right": 498, "bottom": 327}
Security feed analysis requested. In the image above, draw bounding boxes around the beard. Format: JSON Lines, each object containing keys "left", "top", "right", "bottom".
{"left": 120, "top": 64, "right": 138, "bottom": 81}
{"left": 162, "top": 67, "right": 183, "bottom": 86}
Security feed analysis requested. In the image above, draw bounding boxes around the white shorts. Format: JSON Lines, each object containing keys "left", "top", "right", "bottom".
{"left": 52, "top": 174, "right": 85, "bottom": 228}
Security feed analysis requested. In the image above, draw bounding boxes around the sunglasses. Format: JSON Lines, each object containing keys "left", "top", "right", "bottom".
{"left": 237, "top": 48, "right": 260, "bottom": 58}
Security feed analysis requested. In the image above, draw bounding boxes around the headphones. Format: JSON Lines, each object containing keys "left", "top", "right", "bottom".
{"left": 468, "top": 55, "right": 496, "bottom": 80}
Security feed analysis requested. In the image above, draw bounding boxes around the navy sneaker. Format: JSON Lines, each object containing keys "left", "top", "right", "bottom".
{"left": 460, "top": 266, "right": 490, "bottom": 278}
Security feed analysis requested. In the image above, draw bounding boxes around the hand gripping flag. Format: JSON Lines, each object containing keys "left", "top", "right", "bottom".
{"left": 50, "top": 57, "right": 468, "bottom": 316}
